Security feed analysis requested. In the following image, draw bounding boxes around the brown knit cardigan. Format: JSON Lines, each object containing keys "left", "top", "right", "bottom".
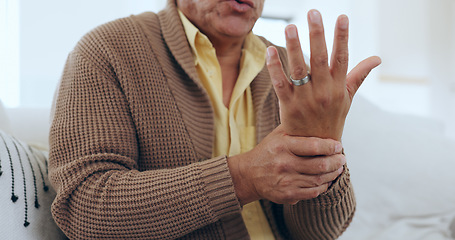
{"left": 49, "top": 1, "right": 356, "bottom": 239}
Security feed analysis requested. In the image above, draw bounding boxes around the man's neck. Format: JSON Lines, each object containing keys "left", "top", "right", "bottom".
{"left": 210, "top": 35, "right": 245, "bottom": 108}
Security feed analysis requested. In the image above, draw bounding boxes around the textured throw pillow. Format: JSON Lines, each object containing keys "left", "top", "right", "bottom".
{"left": 0, "top": 130, "right": 66, "bottom": 239}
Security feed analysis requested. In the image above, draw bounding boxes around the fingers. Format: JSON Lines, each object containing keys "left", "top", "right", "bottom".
{"left": 289, "top": 167, "right": 341, "bottom": 202}
{"left": 287, "top": 135, "right": 343, "bottom": 156}
{"left": 298, "top": 166, "right": 343, "bottom": 188}
{"left": 278, "top": 183, "right": 330, "bottom": 204}
{"left": 308, "top": 9, "right": 330, "bottom": 83}
{"left": 267, "top": 46, "right": 292, "bottom": 104}
{"left": 346, "top": 56, "right": 382, "bottom": 98}
{"left": 294, "top": 154, "right": 346, "bottom": 175}
{"left": 285, "top": 24, "right": 308, "bottom": 80}
{"left": 275, "top": 166, "right": 342, "bottom": 204}
{"left": 275, "top": 157, "right": 344, "bottom": 204}
{"left": 248, "top": 129, "right": 347, "bottom": 205}
{"left": 330, "top": 14, "right": 350, "bottom": 82}
{"left": 285, "top": 135, "right": 345, "bottom": 174}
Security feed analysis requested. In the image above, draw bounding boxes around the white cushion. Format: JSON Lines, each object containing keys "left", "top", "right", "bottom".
{"left": 339, "top": 96, "right": 455, "bottom": 240}
{"left": 0, "top": 130, "right": 65, "bottom": 239}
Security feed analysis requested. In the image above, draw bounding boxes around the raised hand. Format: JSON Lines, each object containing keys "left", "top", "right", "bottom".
{"left": 266, "top": 10, "right": 381, "bottom": 141}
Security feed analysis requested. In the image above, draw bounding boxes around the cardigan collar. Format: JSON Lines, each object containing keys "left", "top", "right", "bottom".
{"left": 159, "top": 1, "right": 201, "bottom": 87}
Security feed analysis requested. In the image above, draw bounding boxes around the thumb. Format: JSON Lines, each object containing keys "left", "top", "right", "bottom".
{"left": 346, "top": 56, "right": 381, "bottom": 99}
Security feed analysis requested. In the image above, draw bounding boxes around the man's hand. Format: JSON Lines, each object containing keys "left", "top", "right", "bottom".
{"left": 228, "top": 125, "right": 345, "bottom": 205}
{"left": 266, "top": 10, "right": 381, "bottom": 141}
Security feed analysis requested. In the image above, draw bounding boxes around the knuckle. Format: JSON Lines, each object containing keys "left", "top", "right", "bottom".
{"left": 292, "top": 66, "right": 307, "bottom": 78}
{"left": 327, "top": 91, "right": 344, "bottom": 105}
{"left": 315, "top": 94, "right": 331, "bottom": 107}
{"left": 273, "top": 79, "right": 285, "bottom": 89}
{"left": 312, "top": 175, "right": 324, "bottom": 186}
{"left": 274, "top": 160, "right": 288, "bottom": 173}
{"left": 266, "top": 58, "right": 279, "bottom": 68}
{"left": 310, "top": 27, "right": 324, "bottom": 39}
{"left": 288, "top": 42, "right": 302, "bottom": 52}
{"left": 282, "top": 190, "right": 297, "bottom": 204}
{"left": 266, "top": 55, "right": 282, "bottom": 68}
{"left": 335, "top": 33, "right": 349, "bottom": 44}
{"left": 278, "top": 177, "right": 292, "bottom": 188}
{"left": 318, "top": 160, "right": 329, "bottom": 172}
{"left": 270, "top": 141, "right": 286, "bottom": 155}
{"left": 313, "top": 54, "right": 329, "bottom": 67}
{"left": 335, "top": 51, "right": 349, "bottom": 66}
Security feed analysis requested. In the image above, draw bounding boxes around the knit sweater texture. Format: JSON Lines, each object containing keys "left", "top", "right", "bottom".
{"left": 49, "top": 1, "right": 356, "bottom": 239}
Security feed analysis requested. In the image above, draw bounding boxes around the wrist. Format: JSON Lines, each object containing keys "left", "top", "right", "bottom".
{"left": 227, "top": 153, "right": 260, "bottom": 206}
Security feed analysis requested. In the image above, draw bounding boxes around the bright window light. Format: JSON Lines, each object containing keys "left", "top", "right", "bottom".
{"left": 253, "top": 17, "right": 289, "bottom": 47}
{"left": 0, "top": 0, "right": 20, "bottom": 107}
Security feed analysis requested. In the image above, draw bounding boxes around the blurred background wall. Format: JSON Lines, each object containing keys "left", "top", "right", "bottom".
{"left": 1, "top": 0, "right": 454, "bottom": 140}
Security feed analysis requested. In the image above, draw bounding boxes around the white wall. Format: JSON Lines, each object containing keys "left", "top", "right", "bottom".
{"left": 0, "top": 0, "right": 20, "bottom": 107}
{"left": 428, "top": 0, "right": 455, "bottom": 139}
{"left": 354, "top": 0, "right": 432, "bottom": 119}
{"left": 18, "top": 0, "right": 167, "bottom": 107}
{"left": 378, "top": 0, "right": 430, "bottom": 79}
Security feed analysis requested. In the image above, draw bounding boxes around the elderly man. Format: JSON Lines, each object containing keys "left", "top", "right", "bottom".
{"left": 49, "top": 0, "right": 380, "bottom": 239}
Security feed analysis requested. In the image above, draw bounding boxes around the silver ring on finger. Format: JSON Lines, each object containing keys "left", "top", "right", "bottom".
{"left": 290, "top": 72, "right": 311, "bottom": 86}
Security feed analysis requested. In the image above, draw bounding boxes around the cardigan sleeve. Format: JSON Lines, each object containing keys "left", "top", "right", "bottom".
{"left": 280, "top": 166, "right": 356, "bottom": 239}
{"left": 49, "top": 45, "right": 241, "bottom": 239}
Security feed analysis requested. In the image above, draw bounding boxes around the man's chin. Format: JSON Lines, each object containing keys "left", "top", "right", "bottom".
{"left": 216, "top": 18, "right": 255, "bottom": 38}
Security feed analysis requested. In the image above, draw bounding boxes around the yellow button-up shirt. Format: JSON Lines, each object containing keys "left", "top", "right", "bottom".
{"left": 179, "top": 10, "right": 275, "bottom": 240}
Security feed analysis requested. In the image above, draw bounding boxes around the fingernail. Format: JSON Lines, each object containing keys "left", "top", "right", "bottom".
{"left": 309, "top": 10, "right": 322, "bottom": 25}
{"left": 341, "top": 155, "right": 347, "bottom": 165}
{"left": 338, "top": 15, "right": 348, "bottom": 30}
{"left": 286, "top": 25, "right": 297, "bottom": 39}
{"left": 338, "top": 166, "right": 344, "bottom": 174}
{"left": 266, "top": 47, "right": 274, "bottom": 62}
{"left": 335, "top": 143, "right": 343, "bottom": 153}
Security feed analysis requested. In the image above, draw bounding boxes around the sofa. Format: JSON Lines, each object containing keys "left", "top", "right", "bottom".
{"left": 0, "top": 102, "right": 65, "bottom": 239}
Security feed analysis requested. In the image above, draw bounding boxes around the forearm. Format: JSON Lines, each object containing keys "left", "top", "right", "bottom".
{"left": 50, "top": 155, "right": 240, "bottom": 239}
